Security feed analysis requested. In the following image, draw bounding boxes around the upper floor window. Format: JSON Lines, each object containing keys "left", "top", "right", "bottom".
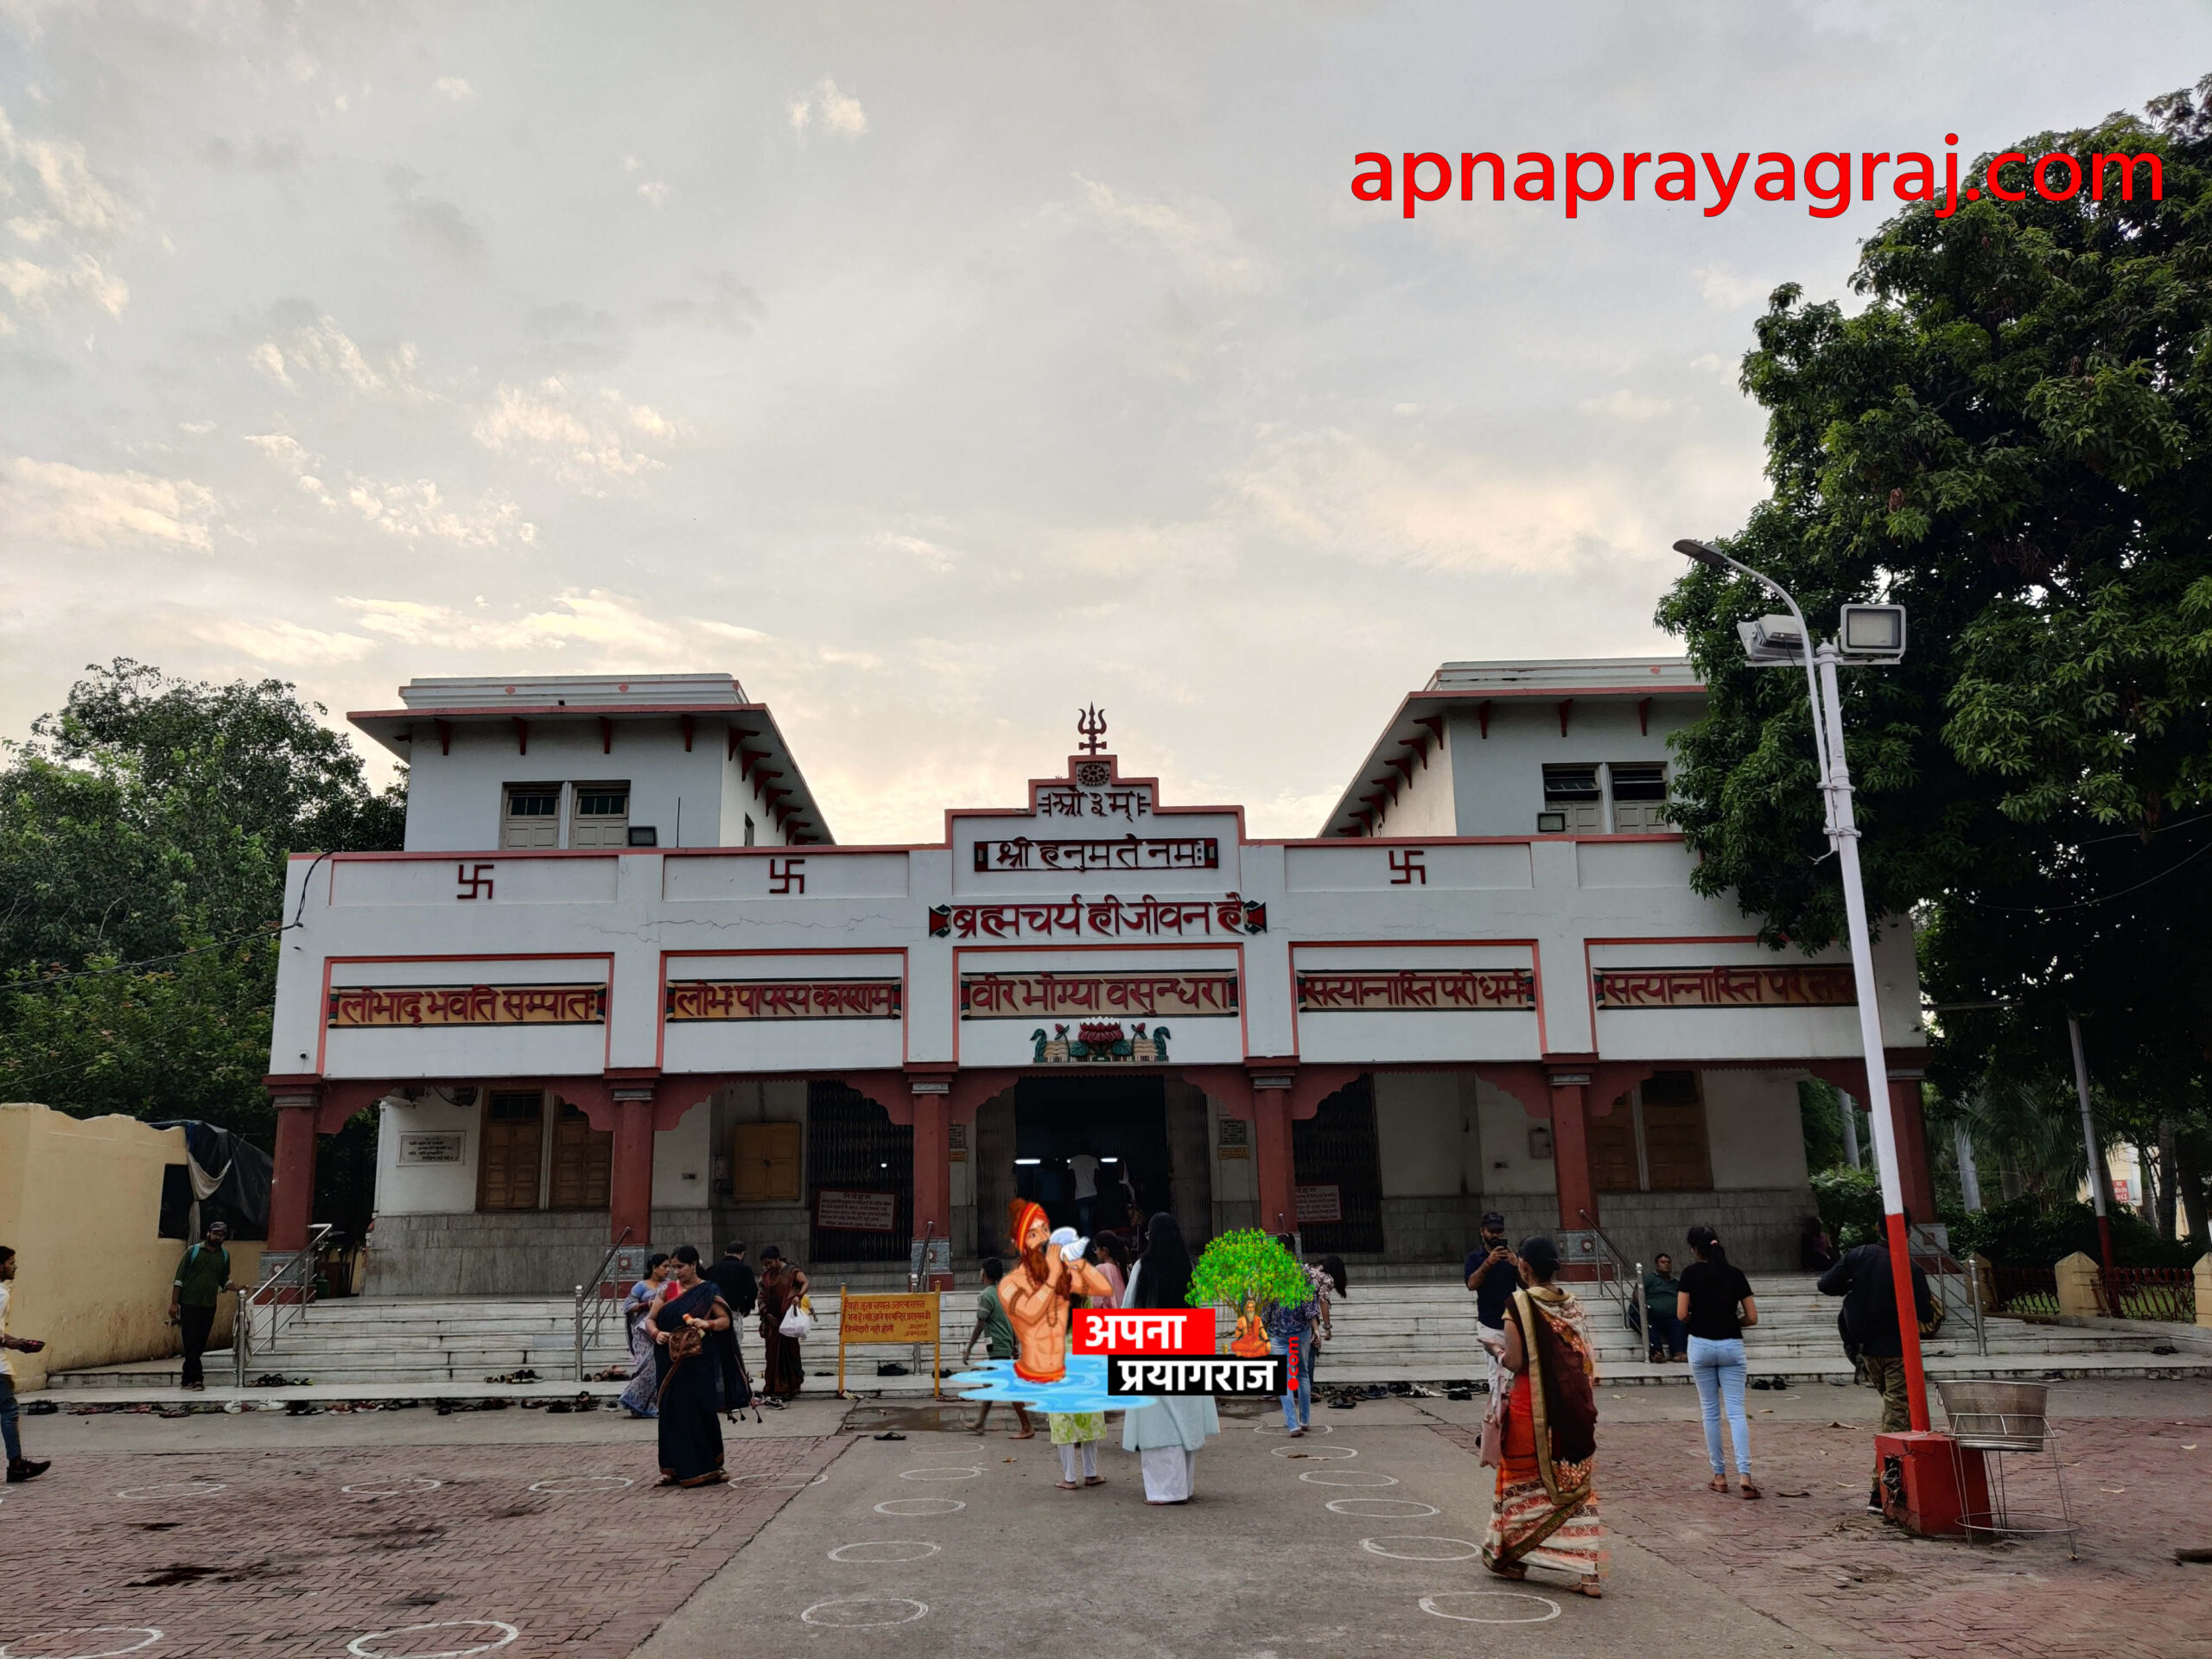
{"left": 1540, "top": 765, "right": 1603, "bottom": 834}
{"left": 1608, "top": 762, "right": 1669, "bottom": 831}
{"left": 570, "top": 784, "right": 631, "bottom": 849}
{"left": 1536, "top": 762, "right": 1669, "bottom": 834}
{"left": 502, "top": 785, "right": 561, "bottom": 849}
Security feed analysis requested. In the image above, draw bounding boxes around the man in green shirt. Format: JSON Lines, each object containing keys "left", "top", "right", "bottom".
{"left": 169, "top": 1220, "right": 238, "bottom": 1391}
{"left": 961, "top": 1256, "right": 1033, "bottom": 1439}
{"left": 1642, "top": 1252, "right": 1685, "bottom": 1362}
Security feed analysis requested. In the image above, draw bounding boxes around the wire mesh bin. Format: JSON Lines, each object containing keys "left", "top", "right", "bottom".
{"left": 1937, "top": 1380, "right": 2079, "bottom": 1558}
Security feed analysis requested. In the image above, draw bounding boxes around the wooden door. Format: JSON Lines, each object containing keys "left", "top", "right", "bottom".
{"left": 1587, "top": 1097, "right": 1639, "bottom": 1192}
{"left": 479, "top": 1091, "right": 544, "bottom": 1211}
{"left": 732, "top": 1122, "right": 803, "bottom": 1203}
{"left": 549, "top": 1099, "right": 612, "bottom": 1210}
{"left": 1641, "top": 1071, "right": 1713, "bottom": 1190}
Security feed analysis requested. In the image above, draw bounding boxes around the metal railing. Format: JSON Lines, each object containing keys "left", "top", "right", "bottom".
{"left": 231, "top": 1224, "right": 333, "bottom": 1388}
{"left": 1986, "top": 1262, "right": 2061, "bottom": 1323}
{"left": 2096, "top": 1266, "right": 2197, "bottom": 1323}
{"left": 1575, "top": 1212, "right": 1653, "bottom": 1363}
{"left": 573, "top": 1228, "right": 634, "bottom": 1383}
{"left": 1909, "top": 1240, "right": 1987, "bottom": 1356}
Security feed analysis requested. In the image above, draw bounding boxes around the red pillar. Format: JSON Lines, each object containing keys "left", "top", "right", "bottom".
{"left": 1888, "top": 1077, "right": 1937, "bottom": 1224}
{"left": 1548, "top": 1075, "right": 1596, "bottom": 1234}
{"left": 912, "top": 1089, "right": 951, "bottom": 1265}
{"left": 608, "top": 1091, "right": 656, "bottom": 1246}
{"left": 1252, "top": 1087, "right": 1296, "bottom": 1238}
{"left": 269, "top": 1099, "right": 320, "bottom": 1253}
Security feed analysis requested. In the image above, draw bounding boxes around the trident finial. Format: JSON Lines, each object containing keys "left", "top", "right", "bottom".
{"left": 1077, "top": 704, "right": 1108, "bottom": 755}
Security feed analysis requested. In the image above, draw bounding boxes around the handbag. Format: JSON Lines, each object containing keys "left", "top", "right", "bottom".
{"left": 779, "top": 1297, "right": 813, "bottom": 1340}
{"left": 1478, "top": 1402, "right": 1504, "bottom": 1468}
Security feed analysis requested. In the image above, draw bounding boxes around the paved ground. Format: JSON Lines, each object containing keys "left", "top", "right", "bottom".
{"left": 3, "top": 1376, "right": 2208, "bottom": 1658}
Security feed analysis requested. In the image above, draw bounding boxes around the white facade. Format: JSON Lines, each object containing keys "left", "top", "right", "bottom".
{"left": 267, "top": 663, "right": 1933, "bottom": 1294}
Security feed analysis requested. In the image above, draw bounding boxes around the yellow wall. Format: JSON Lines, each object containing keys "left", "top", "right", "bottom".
{"left": 0, "top": 1103, "right": 264, "bottom": 1390}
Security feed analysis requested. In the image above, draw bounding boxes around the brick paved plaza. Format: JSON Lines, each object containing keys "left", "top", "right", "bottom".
{"left": 1, "top": 1382, "right": 2206, "bottom": 1658}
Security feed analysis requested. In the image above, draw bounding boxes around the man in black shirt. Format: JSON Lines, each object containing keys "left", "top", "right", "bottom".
{"left": 704, "top": 1243, "right": 758, "bottom": 1417}
{"left": 1819, "top": 1236, "right": 1934, "bottom": 1432}
{"left": 1463, "top": 1211, "right": 1522, "bottom": 1397}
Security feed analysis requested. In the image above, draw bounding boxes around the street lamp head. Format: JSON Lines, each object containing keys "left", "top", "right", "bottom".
{"left": 1673, "top": 538, "right": 1731, "bottom": 570}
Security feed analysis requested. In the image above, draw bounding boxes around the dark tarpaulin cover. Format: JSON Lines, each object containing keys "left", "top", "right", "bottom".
{"left": 149, "top": 1119, "right": 273, "bottom": 1230}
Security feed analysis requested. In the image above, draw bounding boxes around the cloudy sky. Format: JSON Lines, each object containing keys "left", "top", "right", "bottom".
{"left": 2, "top": 3, "right": 2203, "bottom": 842}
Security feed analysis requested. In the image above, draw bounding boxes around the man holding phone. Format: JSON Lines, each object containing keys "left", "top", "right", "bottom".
{"left": 1463, "top": 1211, "right": 1522, "bottom": 1399}
{"left": 1, "top": 1245, "right": 51, "bottom": 1483}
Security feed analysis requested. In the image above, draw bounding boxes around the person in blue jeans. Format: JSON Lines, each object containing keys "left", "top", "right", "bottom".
{"left": 1675, "top": 1224, "right": 1759, "bottom": 1499}
{"left": 1264, "top": 1233, "right": 1321, "bottom": 1436}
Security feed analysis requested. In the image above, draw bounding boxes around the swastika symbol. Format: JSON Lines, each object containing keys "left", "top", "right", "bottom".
{"left": 1388, "top": 849, "right": 1427, "bottom": 886}
{"left": 455, "top": 861, "right": 496, "bottom": 900}
{"left": 769, "top": 857, "right": 807, "bottom": 895}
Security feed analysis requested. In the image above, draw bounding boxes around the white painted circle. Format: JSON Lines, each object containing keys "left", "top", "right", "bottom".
{"left": 799, "top": 1599, "right": 929, "bottom": 1629}
{"left": 527, "top": 1475, "right": 632, "bottom": 1495}
{"left": 1418, "top": 1592, "right": 1562, "bottom": 1624}
{"left": 897, "top": 1466, "right": 982, "bottom": 1482}
{"left": 1299, "top": 1469, "right": 1399, "bottom": 1487}
{"left": 730, "top": 1471, "right": 828, "bottom": 1491}
{"left": 115, "top": 1482, "right": 224, "bottom": 1501}
{"left": 1361, "top": 1535, "right": 1483, "bottom": 1561}
{"left": 875, "top": 1497, "right": 965, "bottom": 1516}
{"left": 1254, "top": 1422, "right": 1332, "bottom": 1435}
{"left": 0, "top": 1630, "right": 162, "bottom": 1659}
{"left": 1325, "top": 1497, "right": 1441, "bottom": 1518}
{"left": 1270, "top": 1444, "right": 1356, "bottom": 1459}
{"left": 346, "top": 1621, "right": 520, "bottom": 1658}
{"left": 342, "top": 1478, "right": 442, "bottom": 1497}
{"left": 828, "top": 1541, "right": 942, "bottom": 1564}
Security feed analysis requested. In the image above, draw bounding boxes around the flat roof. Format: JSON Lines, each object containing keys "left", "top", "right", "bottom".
{"left": 1425, "top": 657, "right": 1699, "bottom": 692}
{"left": 395, "top": 673, "right": 749, "bottom": 709}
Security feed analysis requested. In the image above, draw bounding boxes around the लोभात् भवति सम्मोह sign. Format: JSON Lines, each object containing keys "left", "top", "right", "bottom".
{"left": 961, "top": 971, "right": 1236, "bottom": 1020}
{"left": 664, "top": 979, "right": 902, "bottom": 1020}
{"left": 973, "top": 834, "right": 1218, "bottom": 873}
{"left": 1592, "top": 964, "right": 1857, "bottom": 1009}
{"left": 815, "top": 1187, "right": 899, "bottom": 1233}
{"left": 928, "top": 893, "right": 1265, "bottom": 940}
{"left": 1029, "top": 1021, "right": 1171, "bottom": 1064}
{"left": 327, "top": 984, "right": 607, "bottom": 1027}
{"left": 1294, "top": 968, "right": 1535, "bottom": 1013}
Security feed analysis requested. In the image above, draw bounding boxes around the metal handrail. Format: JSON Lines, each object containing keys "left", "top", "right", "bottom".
{"left": 573, "top": 1228, "right": 635, "bottom": 1382}
{"left": 232, "top": 1224, "right": 333, "bottom": 1387}
{"left": 1910, "top": 1238, "right": 1986, "bottom": 1355}
{"left": 1576, "top": 1211, "right": 1654, "bottom": 1363}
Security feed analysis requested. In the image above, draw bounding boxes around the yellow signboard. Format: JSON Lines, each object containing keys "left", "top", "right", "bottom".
{"left": 836, "top": 1288, "right": 943, "bottom": 1399}
{"left": 842, "top": 1292, "right": 940, "bottom": 1344}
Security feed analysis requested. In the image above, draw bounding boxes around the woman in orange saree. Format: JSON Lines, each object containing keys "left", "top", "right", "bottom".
{"left": 1482, "top": 1236, "right": 1609, "bottom": 1596}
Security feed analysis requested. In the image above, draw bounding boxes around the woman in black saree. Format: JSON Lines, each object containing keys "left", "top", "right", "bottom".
{"left": 651, "top": 1245, "right": 734, "bottom": 1487}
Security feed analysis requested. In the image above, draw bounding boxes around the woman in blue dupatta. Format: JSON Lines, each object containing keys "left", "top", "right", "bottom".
{"left": 650, "top": 1246, "right": 734, "bottom": 1487}
{"left": 619, "top": 1253, "right": 672, "bottom": 1419}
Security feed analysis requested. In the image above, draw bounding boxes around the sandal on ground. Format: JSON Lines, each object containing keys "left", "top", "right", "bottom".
{"left": 1738, "top": 1481, "right": 1762, "bottom": 1500}
{"left": 1707, "top": 1475, "right": 1729, "bottom": 1493}
{"left": 1012, "top": 1429, "right": 1036, "bottom": 1440}
{"left": 1056, "top": 1480, "right": 1081, "bottom": 1490}
{"left": 1084, "top": 1476, "right": 1107, "bottom": 1486}
{"left": 1578, "top": 1581, "right": 1605, "bottom": 1599}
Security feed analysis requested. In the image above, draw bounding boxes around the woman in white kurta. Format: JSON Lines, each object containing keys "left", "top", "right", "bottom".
{"left": 1119, "top": 1212, "right": 1219, "bottom": 1504}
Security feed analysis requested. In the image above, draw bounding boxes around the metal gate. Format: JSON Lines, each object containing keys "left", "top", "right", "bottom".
{"left": 1292, "top": 1074, "right": 1385, "bottom": 1255}
{"left": 806, "top": 1082, "right": 913, "bottom": 1262}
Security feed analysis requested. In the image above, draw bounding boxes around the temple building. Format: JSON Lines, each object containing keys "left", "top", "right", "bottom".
{"left": 262, "top": 659, "right": 1933, "bottom": 1293}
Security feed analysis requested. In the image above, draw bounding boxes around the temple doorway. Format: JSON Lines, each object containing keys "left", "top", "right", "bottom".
{"left": 1010, "top": 1074, "right": 1171, "bottom": 1250}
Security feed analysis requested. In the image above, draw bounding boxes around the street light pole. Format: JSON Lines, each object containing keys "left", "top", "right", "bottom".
{"left": 2066, "top": 1012, "right": 2117, "bottom": 1273}
{"left": 1676, "top": 541, "right": 1931, "bottom": 1433}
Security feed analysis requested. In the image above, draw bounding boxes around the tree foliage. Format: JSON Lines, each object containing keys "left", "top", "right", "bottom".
{"left": 0, "top": 661, "right": 404, "bottom": 1154}
{"left": 1186, "top": 1229, "right": 1311, "bottom": 1312}
{"left": 1656, "top": 80, "right": 2212, "bottom": 1231}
